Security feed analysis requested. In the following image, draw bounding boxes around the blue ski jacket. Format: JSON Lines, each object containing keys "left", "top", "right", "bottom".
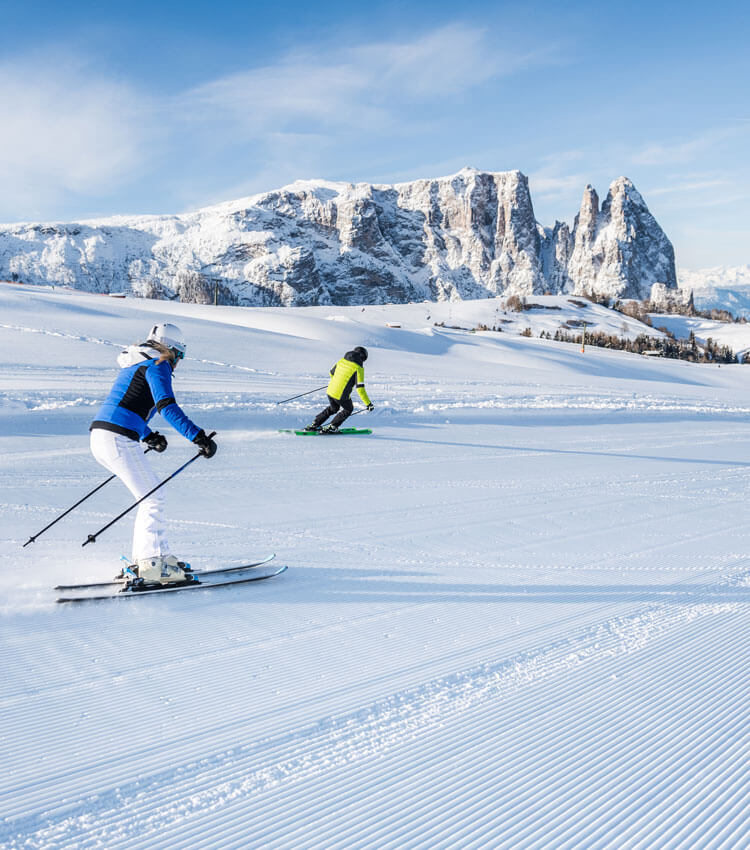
{"left": 90, "top": 346, "right": 201, "bottom": 442}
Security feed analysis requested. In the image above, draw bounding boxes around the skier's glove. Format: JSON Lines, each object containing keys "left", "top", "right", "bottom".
{"left": 143, "top": 431, "right": 167, "bottom": 453}
{"left": 193, "top": 429, "right": 217, "bottom": 458}
{"left": 366, "top": 403, "right": 374, "bottom": 412}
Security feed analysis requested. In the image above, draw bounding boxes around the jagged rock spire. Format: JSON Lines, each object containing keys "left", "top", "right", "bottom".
{"left": 565, "top": 176, "right": 676, "bottom": 300}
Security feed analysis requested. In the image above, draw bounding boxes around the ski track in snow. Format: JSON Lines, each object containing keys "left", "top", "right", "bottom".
{"left": 3, "top": 590, "right": 749, "bottom": 850}
{"left": 4, "top": 388, "right": 750, "bottom": 418}
{"left": 3, "top": 289, "right": 750, "bottom": 848}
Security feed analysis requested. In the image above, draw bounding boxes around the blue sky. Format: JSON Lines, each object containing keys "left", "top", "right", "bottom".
{"left": 1, "top": 0, "right": 748, "bottom": 268}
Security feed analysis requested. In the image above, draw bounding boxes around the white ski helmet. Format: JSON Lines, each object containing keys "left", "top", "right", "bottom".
{"left": 146, "top": 322, "right": 187, "bottom": 359}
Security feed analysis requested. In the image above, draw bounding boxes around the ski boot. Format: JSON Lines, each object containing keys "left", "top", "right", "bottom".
{"left": 135, "top": 556, "right": 194, "bottom": 587}
{"left": 320, "top": 424, "right": 339, "bottom": 434}
{"left": 116, "top": 555, "right": 192, "bottom": 582}
{"left": 302, "top": 423, "right": 320, "bottom": 432}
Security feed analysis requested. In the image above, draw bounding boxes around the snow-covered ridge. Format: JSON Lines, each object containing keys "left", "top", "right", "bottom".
{"left": 0, "top": 169, "right": 677, "bottom": 307}
{"left": 678, "top": 265, "right": 750, "bottom": 317}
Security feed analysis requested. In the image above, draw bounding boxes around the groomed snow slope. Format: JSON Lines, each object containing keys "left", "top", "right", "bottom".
{"left": 1, "top": 285, "right": 750, "bottom": 849}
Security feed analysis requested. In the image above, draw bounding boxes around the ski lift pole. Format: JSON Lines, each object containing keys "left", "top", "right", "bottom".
{"left": 81, "top": 434, "right": 215, "bottom": 547}
{"left": 22, "top": 447, "right": 155, "bottom": 547}
{"left": 276, "top": 386, "right": 327, "bottom": 404}
{"left": 581, "top": 322, "right": 587, "bottom": 353}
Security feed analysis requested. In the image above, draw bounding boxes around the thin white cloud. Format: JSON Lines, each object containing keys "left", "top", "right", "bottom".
{"left": 352, "top": 24, "right": 544, "bottom": 97}
{"left": 696, "top": 192, "right": 750, "bottom": 208}
{"left": 527, "top": 151, "right": 588, "bottom": 201}
{"left": 0, "top": 24, "right": 559, "bottom": 221}
{"left": 0, "top": 56, "right": 151, "bottom": 220}
{"left": 183, "top": 24, "right": 554, "bottom": 137}
{"left": 648, "top": 179, "right": 729, "bottom": 196}
{"left": 185, "top": 61, "right": 383, "bottom": 132}
{"left": 631, "top": 126, "right": 747, "bottom": 167}
{"left": 529, "top": 155, "right": 587, "bottom": 202}
{"left": 529, "top": 173, "right": 587, "bottom": 197}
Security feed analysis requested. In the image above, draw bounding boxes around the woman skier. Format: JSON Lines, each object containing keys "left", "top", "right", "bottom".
{"left": 89, "top": 322, "right": 217, "bottom": 585}
{"left": 306, "top": 346, "right": 374, "bottom": 433}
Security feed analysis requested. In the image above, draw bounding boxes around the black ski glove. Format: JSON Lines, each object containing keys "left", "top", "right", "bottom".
{"left": 143, "top": 431, "right": 167, "bottom": 452}
{"left": 366, "top": 403, "right": 374, "bottom": 412}
{"left": 193, "top": 429, "right": 217, "bottom": 458}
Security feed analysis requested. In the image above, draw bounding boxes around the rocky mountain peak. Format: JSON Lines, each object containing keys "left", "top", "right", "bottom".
{"left": 0, "top": 168, "right": 677, "bottom": 306}
{"left": 607, "top": 176, "right": 644, "bottom": 204}
{"left": 565, "top": 175, "right": 675, "bottom": 300}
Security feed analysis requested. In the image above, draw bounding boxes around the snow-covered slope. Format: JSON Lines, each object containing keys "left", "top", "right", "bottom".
{"left": 2, "top": 284, "right": 750, "bottom": 849}
{"left": 0, "top": 168, "right": 677, "bottom": 306}
{"left": 650, "top": 311, "right": 750, "bottom": 360}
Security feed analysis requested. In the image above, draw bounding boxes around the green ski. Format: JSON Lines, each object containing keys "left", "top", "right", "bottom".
{"left": 279, "top": 428, "right": 372, "bottom": 436}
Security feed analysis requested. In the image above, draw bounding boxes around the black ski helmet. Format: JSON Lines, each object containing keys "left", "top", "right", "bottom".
{"left": 353, "top": 346, "right": 368, "bottom": 362}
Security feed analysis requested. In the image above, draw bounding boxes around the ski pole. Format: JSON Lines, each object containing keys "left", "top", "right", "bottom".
{"left": 23, "top": 447, "right": 154, "bottom": 547}
{"left": 276, "top": 386, "right": 327, "bottom": 404}
{"left": 81, "top": 433, "right": 216, "bottom": 547}
{"left": 352, "top": 403, "right": 378, "bottom": 417}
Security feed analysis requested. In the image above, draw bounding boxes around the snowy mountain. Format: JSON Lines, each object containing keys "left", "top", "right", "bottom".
{"left": 0, "top": 169, "right": 677, "bottom": 307}
{"left": 560, "top": 179, "right": 677, "bottom": 300}
{"left": 678, "top": 265, "right": 750, "bottom": 317}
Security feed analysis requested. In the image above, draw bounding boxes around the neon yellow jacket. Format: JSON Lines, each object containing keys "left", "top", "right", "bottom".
{"left": 327, "top": 357, "right": 371, "bottom": 405}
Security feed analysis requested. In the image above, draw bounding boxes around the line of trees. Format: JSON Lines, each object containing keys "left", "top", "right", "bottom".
{"left": 589, "top": 292, "right": 748, "bottom": 325}
{"left": 539, "top": 328, "right": 739, "bottom": 363}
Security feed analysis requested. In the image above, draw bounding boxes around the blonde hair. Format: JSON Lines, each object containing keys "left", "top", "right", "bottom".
{"left": 145, "top": 340, "right": 177, "bottom": 364}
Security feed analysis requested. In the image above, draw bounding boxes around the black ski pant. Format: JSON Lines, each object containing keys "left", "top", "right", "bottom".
{"left": 313, "top": 395, "right": 353, "bottom": 428}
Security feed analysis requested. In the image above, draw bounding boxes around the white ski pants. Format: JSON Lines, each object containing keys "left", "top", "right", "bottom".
{"left": 90, "top": 429, "right": 171, "bottom": 561}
